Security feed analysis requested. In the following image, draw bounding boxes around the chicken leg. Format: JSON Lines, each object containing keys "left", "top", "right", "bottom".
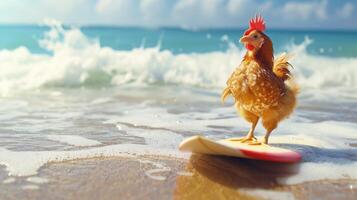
{"left": 230, "top": 117, "right": 260, "bottom": 145}
{"left": 262, "top": 130, "right": 272, "bottom": 144}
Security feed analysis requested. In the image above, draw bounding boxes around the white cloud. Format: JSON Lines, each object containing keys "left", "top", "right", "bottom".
{"left": 226, "top": 0, "right": 248, "bottom": 15}
{"left": 283, "top": 0, "right": 328, "bottom": 20}
{"left": 140, "top": 0, "right": 169, "bottom": 22}
{"left": 95, "top": 0, "right": 134, "bottom": 14}
{"left": 172, "top": 0, "right": 195, "bottom": 16}
{"left": 172, "top": 0, "right": 228, "bottom": 28}
{"left": 95, "top": 0, "right": 113, "bottom": 13}
{"left": 41, "top": 0, "right": 85, "bottom": 15}
{"left": 140, "top": 0, "right": 162, "bottom": 13}
{"left": 338, "top": 2, "right": 354, "bottom": 19}
{"left": 0, "top": 0, "right": 355, "bottom": 29}
{"left": 94, "top": 0, "right": 140, "bottom": 25}
{"left": 315, "top": 0, "right": 328, "bottom": 20}
{"left": 200, "top": 0, "right": 224, "bottom": 17}
{"left": 0, "top": 0, "right": 91, "bottom": 24}
{"left": 173, "top": 0, "right": 223, "bottom": 18}
{"left": 260, "top": 1, "right": 273, "bottom": 12}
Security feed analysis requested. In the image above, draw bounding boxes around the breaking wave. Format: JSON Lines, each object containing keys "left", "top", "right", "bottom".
{"left": 0, "top": 21, "right": 356, "bottom": 97}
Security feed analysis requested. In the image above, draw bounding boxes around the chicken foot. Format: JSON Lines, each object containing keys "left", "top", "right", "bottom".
{"left": 230, "top": 118, "right": 261, "bottom": 145}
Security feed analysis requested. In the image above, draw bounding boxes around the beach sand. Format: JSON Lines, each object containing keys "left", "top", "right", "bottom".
{"left": 1, "top": 155, "right": 355, "bottom": 200}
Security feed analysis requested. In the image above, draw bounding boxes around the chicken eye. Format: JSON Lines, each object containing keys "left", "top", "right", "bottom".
{"left": 253, "top": 35, "right": 258, "bottom": 39}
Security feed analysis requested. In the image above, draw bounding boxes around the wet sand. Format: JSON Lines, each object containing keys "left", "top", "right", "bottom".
{"left": 0, "top": 155, "right": 355, "bottom": 200}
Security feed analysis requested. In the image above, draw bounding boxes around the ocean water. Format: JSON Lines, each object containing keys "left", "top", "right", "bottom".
{"left": 0, "top": 20, "right": 356, "bottom": 187}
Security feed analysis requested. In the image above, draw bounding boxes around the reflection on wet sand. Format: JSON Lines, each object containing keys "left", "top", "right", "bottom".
{"left": 175, "top": 153, "right": 357, "bottom": 200}
{"left": 175, "top": 154, "right": 300, "bottom": 200}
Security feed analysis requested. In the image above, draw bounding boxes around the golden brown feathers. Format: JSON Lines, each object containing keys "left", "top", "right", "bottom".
{"left": 273, "top": 53, "right": 294, "bottom": 81}
{"left": 221, "top": 87, "right": 232, "bottom": 104}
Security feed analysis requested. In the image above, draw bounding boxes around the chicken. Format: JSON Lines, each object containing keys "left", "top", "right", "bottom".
{"left": 221, "top": 16, "right": 299, "bottom": 144}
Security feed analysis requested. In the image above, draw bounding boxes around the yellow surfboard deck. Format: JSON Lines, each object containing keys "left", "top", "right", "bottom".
{"left": 179, "top": 136, "right": 301, "bottom": 163}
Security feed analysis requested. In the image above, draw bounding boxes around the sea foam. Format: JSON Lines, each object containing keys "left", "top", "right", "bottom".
{"left": 0, "top": 21, "right": 356, "bottom": 99}
{"left": 0, "top": 106, "right": 355, "bottom": 185}
{"left": 46, "top": 135, "right": 102, "bottom": 147}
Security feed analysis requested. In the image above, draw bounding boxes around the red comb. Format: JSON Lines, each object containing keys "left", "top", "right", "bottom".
{"left": 244, "top": 15, "right": 266, "bottom": 35}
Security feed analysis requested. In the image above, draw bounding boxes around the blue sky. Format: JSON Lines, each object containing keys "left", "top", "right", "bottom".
{"left": 0, "top": 0, "right": 356, "bottom": 30}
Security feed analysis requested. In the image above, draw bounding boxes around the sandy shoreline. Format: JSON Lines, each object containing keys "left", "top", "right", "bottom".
{"left": 0, "top": 155, "right": 356, "bottom": 200}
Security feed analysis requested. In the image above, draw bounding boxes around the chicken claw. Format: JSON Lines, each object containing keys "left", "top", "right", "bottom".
{"left": 229, "top": 136, "right": 258, "bottom": 143}
{"left": 229, "top": 136, "right": 266, "bottom": 145}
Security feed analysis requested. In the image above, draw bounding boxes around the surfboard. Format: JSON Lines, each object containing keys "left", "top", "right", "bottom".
{"left": 179, "top": 135, "right": 301, "bottom": 163}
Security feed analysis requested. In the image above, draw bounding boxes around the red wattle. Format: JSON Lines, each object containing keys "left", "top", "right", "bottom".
{"left": 245, "top": 44, "right": 254, "bottom": 51}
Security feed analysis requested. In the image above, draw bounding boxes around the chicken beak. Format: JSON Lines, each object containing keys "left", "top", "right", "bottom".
{"left": 239, "top": 35, "right": 251, "bottom": 44}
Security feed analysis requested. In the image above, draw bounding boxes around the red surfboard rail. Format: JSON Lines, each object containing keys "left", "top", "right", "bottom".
{"left": 240, "top": 148, "right": 301, "bottom": 163}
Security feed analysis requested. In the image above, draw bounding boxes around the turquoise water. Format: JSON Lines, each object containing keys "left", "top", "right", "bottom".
{"left": 0, "top": 25, "right": 356, "bottom": 57}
